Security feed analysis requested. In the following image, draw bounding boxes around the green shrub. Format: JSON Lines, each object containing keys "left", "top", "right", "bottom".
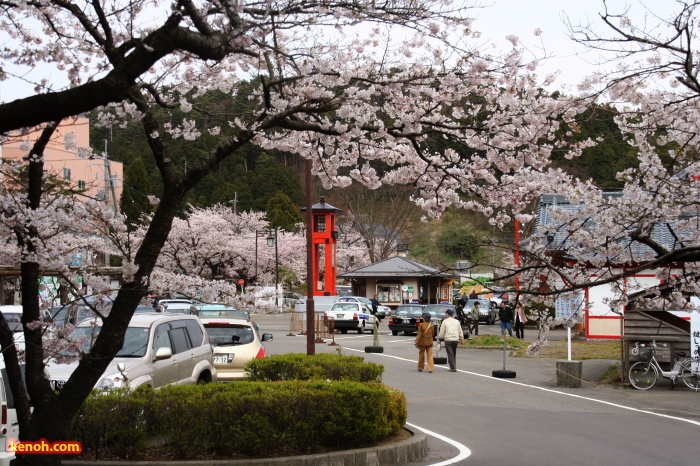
{"left": 72, "top": 386, "right": 156, "bottom": 460}
{"left": 70, "top": 380, "right": 406, "bottom": 460}
{"left": 244, "top": 353, "right": 384, "bottom": 383}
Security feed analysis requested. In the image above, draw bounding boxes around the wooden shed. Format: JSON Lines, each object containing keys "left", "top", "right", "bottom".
{"left": 622, "top": 303, "right": 691, "bottom": 376}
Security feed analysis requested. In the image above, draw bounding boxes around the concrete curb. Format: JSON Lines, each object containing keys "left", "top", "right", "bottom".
{"left": 63, "top": 427, "right": 427, "bottom": 466}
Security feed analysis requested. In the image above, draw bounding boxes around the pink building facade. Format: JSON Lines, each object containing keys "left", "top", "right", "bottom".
{"left": 1, "top": 117, "right": 123, "bottom": 212}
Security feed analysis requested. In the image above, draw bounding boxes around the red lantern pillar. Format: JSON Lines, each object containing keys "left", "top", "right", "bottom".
{"left": 302, "top": 197, "right": 342, "bottom": 297}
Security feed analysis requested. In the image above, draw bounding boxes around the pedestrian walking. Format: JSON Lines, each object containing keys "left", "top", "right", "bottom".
{"left": 514, "top": 302, "right": 527, "bottom": 339}
{"left": 438, "top": 308, "right": 464, "bottom": 371}
{"left": 469, "top": 290, "right": 478, "bottom": 300}
{"left": 499, "top": 301, "right": 513, "bottom": 337}
{"left": 414, "top": 313, "right": 435, "bottom": 372}
{"left": 470, "top": 301, "right": 480, "bottom": 336}
{"left": 370, "top": 294, "right": 380, "bottom": 316}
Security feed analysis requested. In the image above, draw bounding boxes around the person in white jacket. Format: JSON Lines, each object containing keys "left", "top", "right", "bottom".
{"left": 438, "top": 309, "right": 464, "bottom": 372}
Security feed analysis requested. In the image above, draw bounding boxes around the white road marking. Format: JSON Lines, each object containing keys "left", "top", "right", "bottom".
{"left": 406, "top": 422, "right": 472, "bottom": 465}
{"left": 346, "top": 348, "right": 700, "bottom": 427}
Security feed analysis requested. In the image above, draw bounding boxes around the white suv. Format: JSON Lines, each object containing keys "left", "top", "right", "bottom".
{"left": 46, "top": 313, "right": 217, "bottom": 391}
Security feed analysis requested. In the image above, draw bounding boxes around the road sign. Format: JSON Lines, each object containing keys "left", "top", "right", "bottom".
{"left": 401, "top": 285, "right": 408, "bottom": 291}
{"left": 408, "top": 286, "right": 414, "bottom": 292}
{"left": 238, "top": 279, "right": 245, "bottom": 285}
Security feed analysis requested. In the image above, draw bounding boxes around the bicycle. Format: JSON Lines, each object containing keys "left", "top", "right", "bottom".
{"left": 628, "top": 341, "right": 700, "bottom": 390}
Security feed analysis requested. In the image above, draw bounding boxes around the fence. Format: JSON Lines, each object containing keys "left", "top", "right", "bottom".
{"left": 287, "top": 312, "right": 338, "bottom": 345}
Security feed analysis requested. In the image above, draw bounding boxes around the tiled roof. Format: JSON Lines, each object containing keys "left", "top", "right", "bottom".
{"left": 339, "top": 256, "right": 449, "bottom": 278}
{"left": 536, "top": 193, "right": 693, "bottom": 262}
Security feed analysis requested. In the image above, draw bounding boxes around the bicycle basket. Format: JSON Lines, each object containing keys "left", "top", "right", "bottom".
{"left": 638, "top": 346, "right": 653, "bottom": 361}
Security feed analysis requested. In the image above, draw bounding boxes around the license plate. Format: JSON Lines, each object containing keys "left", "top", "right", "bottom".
{"left": 336, "top": 314, "right": 344, "bottom": 319}
{"left": 214, "top": 355, "right": 230, "bottom": 364}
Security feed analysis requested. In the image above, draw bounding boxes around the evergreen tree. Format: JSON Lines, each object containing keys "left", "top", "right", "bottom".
{"left": 265, "top": 191, "right": 304, "bottom": 232}
{"left": 120, "top": 157, "right": 154, "bottom": 229}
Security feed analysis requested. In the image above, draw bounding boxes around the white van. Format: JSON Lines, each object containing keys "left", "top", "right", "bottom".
{"left": 0, "top": 356, "right": 19, "bottom": 465}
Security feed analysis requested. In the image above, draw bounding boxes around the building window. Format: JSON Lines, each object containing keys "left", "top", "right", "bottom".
{"left": 376, "top": 285, "right": 401, "bottom": 303}
{"left": 78, "top": 180, "right": 86, "bottom": 190}
{"left": 63, "top": 168, "right": 71, "bottom": 181}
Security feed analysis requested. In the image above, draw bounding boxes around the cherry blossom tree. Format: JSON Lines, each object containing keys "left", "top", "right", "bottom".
{"left": 0, "top": 1, "right": 593, "bottom": 462}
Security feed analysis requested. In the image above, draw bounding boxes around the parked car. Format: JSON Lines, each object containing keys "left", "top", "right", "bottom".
{"left": 324, "top": 301, "right": 378, "bottom": 334}
{"left": 45, "top": 313, "right": 217, "bottom": 391}
{"left": 462, "top": 299, "right": 499, "bottom": 325}
{"left": 336, "top": 296, "right": 391, "bottom": 320}
{"left": 388, "top": 304, "right": 426, "bottom": 335}
{"left": 283, "top": 292, "right": 304, "bottom": 307}
{"left": 0, "top": 356, "right": 19, "bottom": 466}
{"left": 156, "top": 301, "right": 192, "bottom": 314}
{"left": 190, "top": 303, "right": 250, "bottom": 320}
{"left": 0, "top": 305, "right": 24, "bottom": 353}
{"left": 200, "top": 317, "right": 273, "bottom": 381}
{"left": 424, "top": 304, "right": 470, "bottom": 339}
{"left": 47, "top": 296, "right": 114, "bottom": 328}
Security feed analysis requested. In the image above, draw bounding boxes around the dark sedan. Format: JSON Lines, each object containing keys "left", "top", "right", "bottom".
{"left": 388, "top": 304, "right": 426, "bottom": 335}
{"left": 425, "top": 304, "right": 470, "bottom": 339}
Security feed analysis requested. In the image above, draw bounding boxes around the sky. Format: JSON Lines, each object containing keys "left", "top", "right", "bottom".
{"left": 473, "top": 0, "right": 639, "bottom": 91}
{"left": 0, "top": 0, "right": 670, "bottom": 101}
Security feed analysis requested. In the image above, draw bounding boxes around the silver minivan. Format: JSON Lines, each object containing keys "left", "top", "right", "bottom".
{"left": 46, "top": 313, "right": 217, "bottom": 391}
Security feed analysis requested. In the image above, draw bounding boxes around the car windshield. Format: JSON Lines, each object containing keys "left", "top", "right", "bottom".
{"left": 205, "top": 324, "right": 255, "bottom": 346}
{"left": 70, "top": 325, "right": 150, "bottom": 357}
{"left": 3, "top": 313, "right": 23, "bottom": 332}
{"left": 395, "top": 306, "right": 424, "bottom": 316}
{"left": 341, "top": 297, "right": 371, "bottom": 304}
{"left": 197, "top": 309, "right": 249, "bottom": 319}
{"left": 331, "top": 303, "right": 359, "bottom": 312}
{"left": 424, "top": 305, "right": 451, "bottom": 318}
{"left": 163, "top": 306, "right": 191, "bottom": 314}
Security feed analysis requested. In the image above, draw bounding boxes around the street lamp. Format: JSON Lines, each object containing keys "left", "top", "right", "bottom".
{"left": 255, "top": 230, "right": 268, "bottom": 280}
{"left": 267, "top": 228, "right": 279, "bottom": 306}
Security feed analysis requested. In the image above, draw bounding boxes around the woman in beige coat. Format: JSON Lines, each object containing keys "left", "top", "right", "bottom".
{"left": 414, "top": 313, "right": 435, "bottom": 372}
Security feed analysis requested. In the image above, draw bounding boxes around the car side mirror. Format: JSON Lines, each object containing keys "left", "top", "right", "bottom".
{"left": 154, "top": 346, "right": 173, "bottom": 361}
{"left": 262, "top": 333, "right": 273, "bottom": 342}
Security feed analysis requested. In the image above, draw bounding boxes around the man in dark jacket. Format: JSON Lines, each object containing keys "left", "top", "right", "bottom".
{"left": 498, "top": 301, "right": 513, "bottom": 337}
{"left": 370, "top": 295, "right": 380, "bottom": 315}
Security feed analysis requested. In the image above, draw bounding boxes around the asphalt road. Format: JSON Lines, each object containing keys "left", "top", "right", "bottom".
{"left": 253, "top": 313, "right": 700, "bottom": 465}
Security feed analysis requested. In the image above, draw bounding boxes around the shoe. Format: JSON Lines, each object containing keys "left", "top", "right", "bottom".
{"left": 449, "top": 369, "right": 457, "bottom": 372}
{"left": 418, "top": 369, "right": 423, "bottom": 372}
{"left": 428, "top": 370, "right": 432, "bottom": 373}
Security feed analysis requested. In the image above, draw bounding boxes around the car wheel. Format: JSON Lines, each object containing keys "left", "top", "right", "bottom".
{"left": 341, "top": 329, "right": 348, "bottom": 334}
{"left": 392, "top": 330, "right": 398, "bottom": 336}
{"left": 197, "top": 376, "right": 208, "bottom": 385}
{"left": 358, "top": 322, "right": 365, "bottom": 334}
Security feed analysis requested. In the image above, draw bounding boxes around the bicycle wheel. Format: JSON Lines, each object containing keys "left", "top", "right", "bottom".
{"left": 628, "top": 361, "right": 659, "bottom": 390}
{"left": 680, "top": 360, "right": 700, "bottom": 391}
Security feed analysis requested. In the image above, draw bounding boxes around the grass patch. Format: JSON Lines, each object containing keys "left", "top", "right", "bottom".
{"left": 597, "top": 364, "right": 623, "bottom": 384}
{"left": 463, "top": 335, "right": 508, "bottom": 347}
{"left": 511, "top": 339, "right": 621, "bottom": 360}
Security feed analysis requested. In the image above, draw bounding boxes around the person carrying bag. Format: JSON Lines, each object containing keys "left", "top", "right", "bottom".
{"left": 414, "top": 313, "right": 435, "bottom": 373}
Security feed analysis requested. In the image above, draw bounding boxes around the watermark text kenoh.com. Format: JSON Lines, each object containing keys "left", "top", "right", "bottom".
{"left": 7, "top": 438, "right": 82, "bottom": 454}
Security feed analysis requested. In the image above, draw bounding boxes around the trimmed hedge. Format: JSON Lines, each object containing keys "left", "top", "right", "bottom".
{"left": 244, "top": 353, "right": 384, "bottom": 382}
{"left": 71, "top": 381, "right": 406, "bottom": 460}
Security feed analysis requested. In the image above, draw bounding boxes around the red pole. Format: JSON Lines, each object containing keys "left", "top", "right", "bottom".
{"left": 515, "top": 218, "right": 521, "bottom": 293}
{"left": 305, "top": 159, "right": 316, "bottom": 355}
